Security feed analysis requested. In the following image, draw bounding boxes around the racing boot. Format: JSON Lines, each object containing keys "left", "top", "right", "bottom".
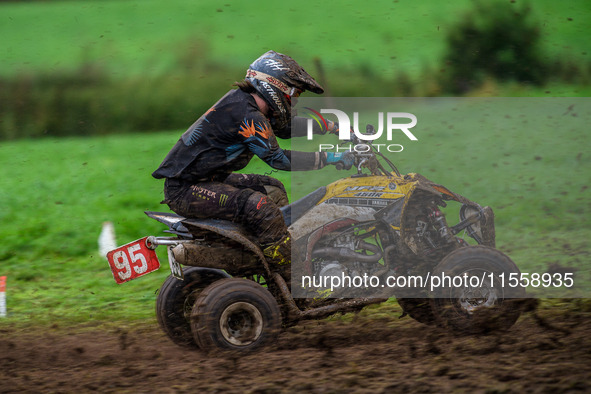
{"left": 262, "top": 234, "right": 292, "bottom": 287}
{"left": 262, "top": 234, "right": 291, "bottom": 265}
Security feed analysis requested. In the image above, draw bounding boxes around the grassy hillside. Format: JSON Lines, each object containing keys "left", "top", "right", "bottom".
{"left": 1, "top": 0, "right": 589, "bottom": 79}
{"left": 1, "top": 0, "right": 589, "bottom": 140}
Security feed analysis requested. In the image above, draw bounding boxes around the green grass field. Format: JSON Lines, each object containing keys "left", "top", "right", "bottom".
{"left": 1, "top": 0, "right": 589, "bottom": 79}
{"left": 0, "top": 97, "right": 589, "bottom": 325}
{"left": 0, "top": 0, "right": 589, "bottom": 327}
{"left": 2, "top": 0, "right": 590, "bottom": 141}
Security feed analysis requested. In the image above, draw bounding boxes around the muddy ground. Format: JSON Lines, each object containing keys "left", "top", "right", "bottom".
{"left": 1, "top": 302, "right": 590, "bottom": 393}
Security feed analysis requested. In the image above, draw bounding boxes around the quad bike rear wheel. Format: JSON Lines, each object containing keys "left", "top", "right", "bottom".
{"left": 156, "top": 267, "right": 230, "bottom": 348}
{"left": 191, "top": 278, "right": 281, "bottom": 352}
{"left": 430, "top": 245, "right": 525, "bottom": 334}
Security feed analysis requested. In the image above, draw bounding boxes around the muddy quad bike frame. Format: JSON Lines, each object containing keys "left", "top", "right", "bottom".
{"left": 146, "top": 205, "right": 389, "bottom": 326}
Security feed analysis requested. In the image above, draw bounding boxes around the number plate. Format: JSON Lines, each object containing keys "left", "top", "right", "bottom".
{"left": 107, "top": 237, "right": 161, "bottom": 284}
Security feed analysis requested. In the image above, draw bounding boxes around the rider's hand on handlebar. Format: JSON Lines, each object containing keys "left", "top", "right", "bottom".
{"left": 325, "top": 152, "right": 355, "bottom": 170}
{"left": 329, "top": 122, "right": 355, "bottom": 141}
{"left": 326, "top": 120, "right": 338, "bottom": 134}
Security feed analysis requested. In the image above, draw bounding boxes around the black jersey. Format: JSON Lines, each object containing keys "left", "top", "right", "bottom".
{"left": 152, "top": 89, "right": 322, "bottom": 182}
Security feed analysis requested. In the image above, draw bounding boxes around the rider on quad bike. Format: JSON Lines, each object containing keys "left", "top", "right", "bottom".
{"left": 152, "top": 50, "right": 353, "bottom": 282}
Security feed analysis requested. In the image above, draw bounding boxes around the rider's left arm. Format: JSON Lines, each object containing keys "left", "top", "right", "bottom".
{"left": 275, "top": 116, "right": 336, "bottom": 139}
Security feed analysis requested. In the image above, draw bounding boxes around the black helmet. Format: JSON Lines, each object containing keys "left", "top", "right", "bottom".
{"left": 245, "top": 50, "right": 324, "bottom": 129}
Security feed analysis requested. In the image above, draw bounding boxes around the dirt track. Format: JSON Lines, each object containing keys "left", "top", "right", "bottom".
{"left": 1, "top": 303, "right": 590, "bottom": 393}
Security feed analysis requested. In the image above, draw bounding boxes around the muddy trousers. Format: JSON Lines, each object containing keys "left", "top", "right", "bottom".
{"left": 163, "top": 174, "right": 288, "bottom": 246}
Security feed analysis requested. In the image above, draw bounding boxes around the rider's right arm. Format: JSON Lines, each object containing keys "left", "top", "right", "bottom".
{"left": 236, "top": 114, "right": 327, "bottom": 171}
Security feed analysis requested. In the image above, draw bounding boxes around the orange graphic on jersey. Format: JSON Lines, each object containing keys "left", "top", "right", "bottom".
{"left": 238, "top": 120, "right": 272, "bottom": 139}
{"left": 204, "top": 106, "right": 216, "bottom": 117}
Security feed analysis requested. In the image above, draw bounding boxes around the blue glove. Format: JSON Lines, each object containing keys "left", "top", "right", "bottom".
{"left": 325, "top": 152, "right": 355, "bottom": 170}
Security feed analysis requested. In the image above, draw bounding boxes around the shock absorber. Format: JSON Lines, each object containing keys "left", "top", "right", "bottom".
{"left": 429, "top": 207, "right": 452, "bottom": 242}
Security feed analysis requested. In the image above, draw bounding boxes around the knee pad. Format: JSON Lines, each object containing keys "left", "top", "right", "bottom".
{"left": 243, "top": 192, "right": 288, "bottom": 244}
{"left": 263, "top": 185, "right": 289, "bottom": 207}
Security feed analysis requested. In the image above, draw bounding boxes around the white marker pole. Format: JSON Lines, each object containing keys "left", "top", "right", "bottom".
{"left": 98, "top": 221, "right": 117, "bottom": 259}
{"left": 0, "top": 276, "right": 6, "bottom": 317}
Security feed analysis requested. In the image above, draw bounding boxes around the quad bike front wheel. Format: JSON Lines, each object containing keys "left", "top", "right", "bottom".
{"left": 430, "top": 245, "right": 525, "bottom": 334}
{"left": 191, "top": 278, "right": 281, "bottom": 352}
{"left": 156, "top": 267, "right": 230, "bottom": 348}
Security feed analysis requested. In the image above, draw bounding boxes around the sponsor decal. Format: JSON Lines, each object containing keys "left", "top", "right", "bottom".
{"left": 354, "top": 192, "right": 384, "bottom": 198}
{"left": 219, "top": 194, "right": 229, "bottom": 207}
{"left": 257, "top": 196, "right": 268, "bottom": 209}
{"left": 264, "top": 59, "right": 289, "bottom": 71}
{"left": 260, "top": 82, "right": 286, "bottom": 114}
{"left": 246, "top": 69, "right": 290, "bottom": 94}
{"left": 345, "top": 186, "right": 386, "bottom": 192}
{"left": 326, "top": 197, "right": 390, "bottom": 207}
{"left": 191, "top": 186, "right": 217, "bottom": 200}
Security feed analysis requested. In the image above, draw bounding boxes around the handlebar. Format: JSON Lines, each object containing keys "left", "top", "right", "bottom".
{"left": 333, "top": 124, "right": 401, "bottom": 177}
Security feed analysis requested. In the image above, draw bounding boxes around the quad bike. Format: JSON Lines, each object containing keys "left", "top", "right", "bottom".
{"left": 107, "top": 127, "right": 525, "bottom": 352}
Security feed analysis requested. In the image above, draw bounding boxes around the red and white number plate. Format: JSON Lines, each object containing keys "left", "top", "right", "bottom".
{"left": 107, "top": 237, "right": 160, "bottom": 284}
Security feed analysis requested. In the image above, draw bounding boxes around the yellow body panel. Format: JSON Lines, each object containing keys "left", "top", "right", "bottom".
{"left": 319, "top": 172, "right": 419, "bottom": 204}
